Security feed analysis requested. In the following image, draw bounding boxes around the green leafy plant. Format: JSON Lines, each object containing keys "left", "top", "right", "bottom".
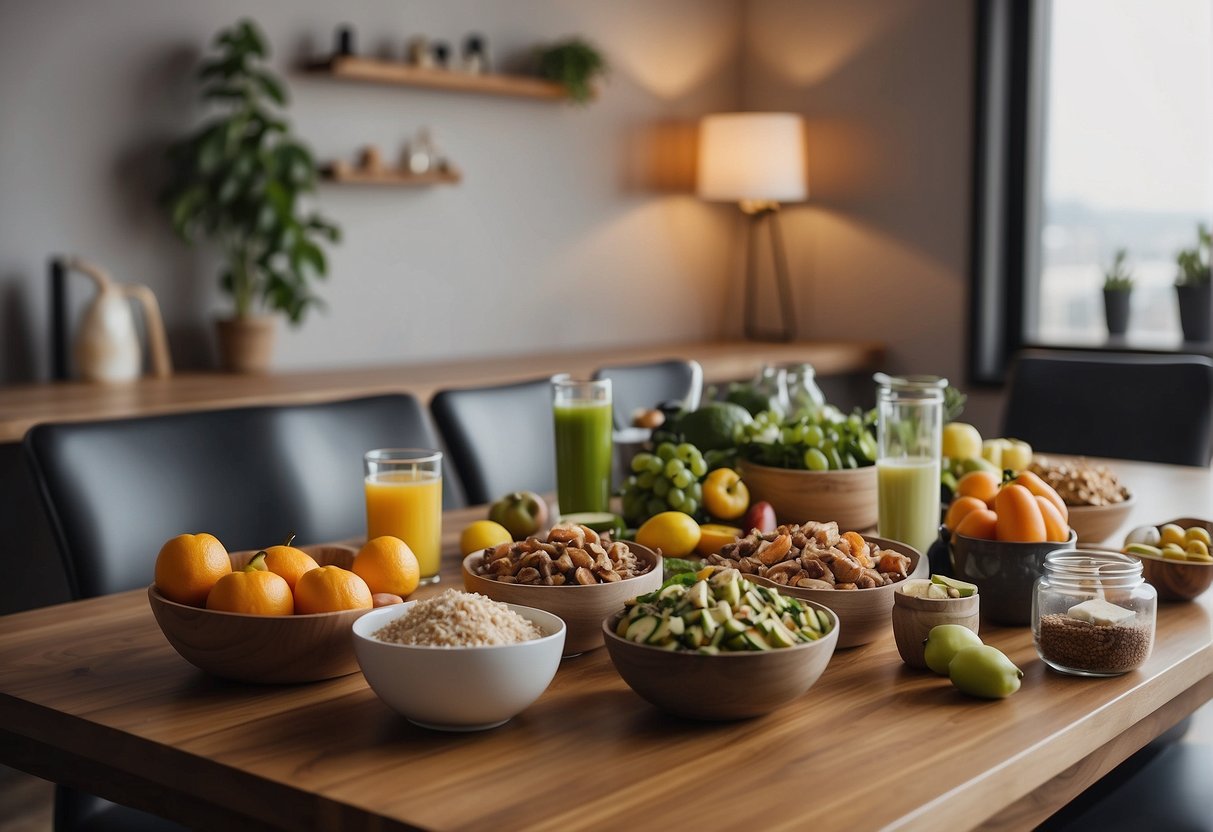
{"left": 1103, "top": 248, "right": 1134, "bottom": 291}
{"left": 162, "top": 19, "right": 340, "bottom": 324}
{"left": 536, "top": 38, "right": 607, "bottom": 104}
{"left": 1175, "top": 224, "right": 1212, "bottom": 287}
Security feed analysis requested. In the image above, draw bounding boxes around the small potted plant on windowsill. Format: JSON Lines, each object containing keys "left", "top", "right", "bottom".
{"left": 1175, "top": 224, "right": 1212, "bottom": 343}
{"left": 162, "top": 20, "right": 340, "bottom": 373}
{"left": 1102, "top": 248, "right": 1133, "bottom": 337}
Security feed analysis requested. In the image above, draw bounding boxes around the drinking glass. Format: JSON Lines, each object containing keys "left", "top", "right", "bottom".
{"left": 364, "top": 449, "right": 443, "bottom": 584}
{"left": 875, "top": 374, "right": 946, "bottom": 556}
{"left": 552, "top": 375, "right": 613, "bottom": 514}
{"left": 782, "top": 362, "right": 826, "bottom": 418}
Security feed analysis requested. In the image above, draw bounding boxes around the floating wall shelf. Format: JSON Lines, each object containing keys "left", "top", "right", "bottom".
{"left": 319, "top": 163, "right": 462, "bottom": 187}
{"left": 306, "top": 56, "right": 569, "bottom": 101}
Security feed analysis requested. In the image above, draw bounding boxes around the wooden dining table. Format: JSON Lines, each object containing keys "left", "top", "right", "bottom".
{"left": 2, "top": 457, "right": 1211, "bottom": 831}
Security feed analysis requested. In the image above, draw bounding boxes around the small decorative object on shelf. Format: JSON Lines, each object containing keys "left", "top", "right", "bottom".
{"left": 535, "top": 37, "right": 606, "bottom": 104}
{"left": 1102, "top": 247, "right": 1133, "bottom": 337}
{"left": 408, "top": 36, "right": 433, "bottom": 68}
{"left": 432, "top": 41, "right": 451, "bottom": 69}
{"left": 359, "top": 145, "right": 384, "bottom": 174}
{"left": 1175, "top": 223, "right": 1212, "bottom": 342}
{"left": 404, "top": 130, "right": 434, "bottom": 175}
{"left": 335, "top": 24, "right": 355, "bottom": 57}
{"left": 463, "top": 34, "right": 488, "bottom": 74}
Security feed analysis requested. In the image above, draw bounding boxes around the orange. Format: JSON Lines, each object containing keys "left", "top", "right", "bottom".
{"left": 953, "top": 508, "right": 998, "bottom": 541}
{"left": 262, "top": 543, "right": 319, "bottom": 591}
{"left": 944, "top": 496, "right": 988, "bottom": 533}
{"left": 352, "top": 536, "right": 421, "bottom": 598}
{"left": 695, "top": 523, "right": 743, "bottom": 556}
{"left": 294, "top": 566, "right": 373, "bottom": 614}
{"left": 956, "top": 470, "right": 1001, "bottom": 507}
{"left": 154, "top": 533, "right": 232, "bottom": 607}
{"left": 206, "top": 570, "right": 293, "bottom": 615}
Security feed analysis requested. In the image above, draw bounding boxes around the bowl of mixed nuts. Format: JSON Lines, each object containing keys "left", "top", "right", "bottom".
{"left": 1029, "top": 456, "right": 1134, "bottom": 545}
{"left": 462, "top": 522, "right": 662, "bottom": 656}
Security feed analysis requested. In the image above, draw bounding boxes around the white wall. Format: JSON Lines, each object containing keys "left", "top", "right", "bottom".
{"left": 0, "top": 0, "right": 742, "bottom": 381}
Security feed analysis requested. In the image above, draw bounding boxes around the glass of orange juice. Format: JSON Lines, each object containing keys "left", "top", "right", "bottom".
{"left": 364, "top": 449, "right": 443, "bottom": 584}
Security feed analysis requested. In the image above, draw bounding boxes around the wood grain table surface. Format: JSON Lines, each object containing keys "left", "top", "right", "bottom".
{"left": 0, "top": 339, "right": 884, "bottom": 444}
{"left": 1, "top": 457, "right": 1210, "bottom": 831}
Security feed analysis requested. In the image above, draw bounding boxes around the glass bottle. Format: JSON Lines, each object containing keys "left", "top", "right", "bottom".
{"left": 875, "top": 373, "right": 946, "bottom": 555}
{"left": 753, "top": 364, "right": 790, "bottom": 416}
{"left": 1033, "top": 550, "right": 1156, "bottom": 676}
{"left": 784, "top": 363, "right": 825, "bottom": 419}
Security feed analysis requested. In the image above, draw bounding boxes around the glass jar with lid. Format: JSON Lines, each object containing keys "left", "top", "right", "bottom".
{"left": 1032, "top": 550, "right": 1156, "bottom": 677}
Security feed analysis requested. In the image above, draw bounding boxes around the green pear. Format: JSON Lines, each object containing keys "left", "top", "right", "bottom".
{"left": 948, "top": 645, "right": 1023, "bottom": 699}
{"left": 923, "top": 624, "right": 983, "bottom": 675}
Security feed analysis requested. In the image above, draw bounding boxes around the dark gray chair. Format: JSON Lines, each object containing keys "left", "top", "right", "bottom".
{"left": 430, "top": 377, "right": 555, "bottom": 505}
{"left": 593, "top": 359, "right": 703, "bottom": 429}
{"left": 1003, "top": 350, "right": 1213, "bottom": 466}
{"left": 23, "top": 393, "right": 457, "bottom": 832}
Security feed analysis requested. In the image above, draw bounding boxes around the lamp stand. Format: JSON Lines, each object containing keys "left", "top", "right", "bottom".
{"left": 741, "top": 202, "right": 796, "bottom": 342}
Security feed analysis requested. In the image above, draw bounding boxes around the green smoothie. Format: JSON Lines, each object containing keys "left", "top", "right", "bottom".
{"left": 877, "top": 456, "right": 940, "bottom": 555}
{"left": 554, "top": 400, "right": 614, "bottom": 513}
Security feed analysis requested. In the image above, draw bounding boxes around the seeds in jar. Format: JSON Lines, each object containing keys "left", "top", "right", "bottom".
{"left": 707, "top": 522, "right": 911, "bottom": 590}
{"left": 472, "top": 523, "right": 650, "bottom": 585}
{"left": 373, "top": 590, "right": 542, "bottom": 647}
{"left": 1036, "top": 613, "right": 1153, "bottom": 674}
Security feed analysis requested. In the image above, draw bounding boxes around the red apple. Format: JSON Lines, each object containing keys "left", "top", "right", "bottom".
{"left": 741, "top": 500, "right": 776, "bottom": 534}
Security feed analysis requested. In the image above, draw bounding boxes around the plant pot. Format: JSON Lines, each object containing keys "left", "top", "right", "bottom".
{"left": 215, "top": 315, "right": 275, "bottom": 373}
{"left": 1176, "top": 283, "right": 1212, "bottom": 343}
{"left": 1102, "top": 289, "right": 1130, "bottom": 336}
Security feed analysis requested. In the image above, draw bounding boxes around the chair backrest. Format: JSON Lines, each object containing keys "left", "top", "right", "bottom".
{"left": 593, "top": 359, "right": 703, "bottom": 429}
{"left": 430, "top": 377, "right": 555, "bottom": 505}
{"left": 1003, "top": 350, "right": 1213, "bottom": 466}
{"left": 23, "top": 394, "right": 460, "bottom": 600}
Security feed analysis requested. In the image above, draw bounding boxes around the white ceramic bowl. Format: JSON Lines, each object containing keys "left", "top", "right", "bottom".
{"left": 352, "top": 601, "right": 566, "bottom": 731}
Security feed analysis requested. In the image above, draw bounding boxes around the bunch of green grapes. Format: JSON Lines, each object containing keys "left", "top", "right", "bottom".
{"left": 620, "top": 442, "right": 709, "bottom": 526}
{"left": 738, "top": 407, "right": 878, "bottom": 470}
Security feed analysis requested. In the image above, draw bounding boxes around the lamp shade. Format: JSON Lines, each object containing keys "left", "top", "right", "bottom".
{"left": 697, "top": 112, "right": 807, "bottom": 203}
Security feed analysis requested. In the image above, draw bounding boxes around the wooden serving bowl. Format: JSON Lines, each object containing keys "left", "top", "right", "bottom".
{"left": 462, "top": 543, "right": 662, "bottom": 656}
{"left": 1065, "top": 496, "right": 1135, "bottom": 545}
{"left": 891, "top": 590, "right": 980, "bottom": 668}
{"left": 738, "top": 460, "right": 877, "bottom": 531}
{"left": 148, "top": 544, "right": 372, "bottom": 684}
{"left": 602, "top": 601, "right": 839, "bottom": 720}
{"left": 1127, "top": 517, "right": 1213, "bottom": 602}
{"left": 749, "top": 537, "right": 925, "bottom": 648}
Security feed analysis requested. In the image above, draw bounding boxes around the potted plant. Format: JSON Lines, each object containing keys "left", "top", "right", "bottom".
{"left": 1175, "top": 224, "right": 1212, "bottom": 343}
{"left": 162, "top": 20, "right": 340, "bottom": 372}
{"left": 1102, "top": 248, "right": 1133, "bottom": 336}
{"left": 536, "top": 38, "right": 607, "bottom": 104}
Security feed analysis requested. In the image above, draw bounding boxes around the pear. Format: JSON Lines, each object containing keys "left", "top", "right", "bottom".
{"left": 923, "top": 624, "right": 983, "bottom": 675}
{"left": 948, "top": 645, "right": 1023, "bottom": 699}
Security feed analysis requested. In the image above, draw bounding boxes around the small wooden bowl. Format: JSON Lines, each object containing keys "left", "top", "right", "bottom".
{"left": 149, "top": 544, "right": 371, "bottom": 684}
{"left": 462, "top": 544, "right": 662, "bottom": 656}
{"left": 891, "top": 590, "right": 980, "bottom": 669}
{"left": 1127, "top": 517, "right": 1213, "bottom": 602}
{"left": 1066, "top": 496, "right": 1135, "bottom": 545}
{"left": 738, "top": 460, "right": 878, "bottom": 531}
{"left": 748, "top": 537, "right": 925, "bottom": 648}
{"left": 602, "top": 601, "right": 839, "bottom": 720}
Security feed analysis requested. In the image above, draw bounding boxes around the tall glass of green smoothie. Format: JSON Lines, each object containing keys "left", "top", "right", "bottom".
{"left": 875, "top": 373, "right": 946, "bottom": 556}
{"left": 552, "top": 375, "right": 613, "bottom": 514}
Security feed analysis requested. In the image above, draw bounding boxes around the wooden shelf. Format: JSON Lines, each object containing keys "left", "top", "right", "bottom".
{"left": 306, "top": 56, "right": 569, "bottom": 101}
{"left": 319, "top": 163, "right": 461, "bottom": 187}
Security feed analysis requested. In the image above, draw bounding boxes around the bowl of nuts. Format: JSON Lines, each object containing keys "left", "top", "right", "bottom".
{"left": 462, "top": 522, "right": 662, "bottom": 656}
{"left": 702, "top": 522, "right": 923, "bottom": 648}
{"left": 1029, "top": 456, "right": 1133, "bottom": 545}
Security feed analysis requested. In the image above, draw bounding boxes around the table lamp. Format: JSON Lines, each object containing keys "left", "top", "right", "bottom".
{"left": 697, "top": 112, "right": 807, "bottom": 342}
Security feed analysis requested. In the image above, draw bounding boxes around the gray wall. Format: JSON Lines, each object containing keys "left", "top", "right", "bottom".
{"left": 0, "top": 0, "right": 743, "bottom": 381}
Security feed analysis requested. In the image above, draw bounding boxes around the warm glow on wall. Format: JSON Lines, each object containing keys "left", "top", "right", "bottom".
{"left": 697, "top": 113, "right": 807, "bottom": 203}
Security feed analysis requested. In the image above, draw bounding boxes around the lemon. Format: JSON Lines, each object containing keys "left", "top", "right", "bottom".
{"left": 460, "top": 520, "right": 513, "bottom": 555}
{"left": 636, "top": 511, "right": 702, "bottom": 557}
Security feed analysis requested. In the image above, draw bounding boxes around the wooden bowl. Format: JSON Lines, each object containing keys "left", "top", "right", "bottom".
{"left": 737, "top": 460, "right": 878, "bottom": 531}
{"left": 1066, "top": 496, "right": 1135, "bottom": 545}
{"left": 749, "top": 537, "right": 925, "bottom": 648}
{"left": 950, "top": 531, "right": 1077, "bottom": 626}
{"left": 891, "top": 590, "right": 980, "bottom": 669}
{"left": 602, "top": 601, "right": 838, "bottom": 720}
{"left": 461, "top": 544, "right": 662, "bottom": 656}
{"left": 1127, "top": 517, "right": 1213, "bottom": 602}
{"left": 148, "top": 544, "right": 372, "bottom": 684}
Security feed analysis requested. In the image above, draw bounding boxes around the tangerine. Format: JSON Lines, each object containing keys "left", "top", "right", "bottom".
{"left": 206, "top": 570, "right": 293, "bottom": 615}
{"left": 294, "top": 566, "right": 373, "bottom": 614}
{"left": 154, "top": 533, "right": 232, "bottom": 606}
{"left": 262, "top": 538, "right": 319, "bottom": 591}
{"left": 353, "top": 536, "right": 421, "bottom": 598}
{"left": 956, "top": 470, "right": 1001, "bottom": 507}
